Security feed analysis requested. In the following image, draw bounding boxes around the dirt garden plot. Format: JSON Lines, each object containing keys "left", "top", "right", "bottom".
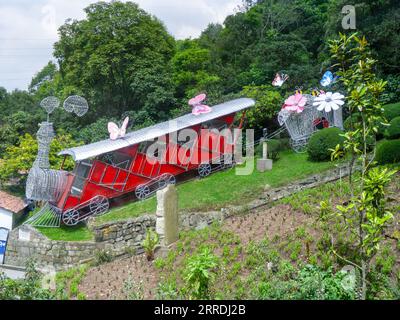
{"left": 78, "top": 205, "right": 330, "bottom": 299}
{"left": 77, "top": 174, "right": 400, "bottom": 300}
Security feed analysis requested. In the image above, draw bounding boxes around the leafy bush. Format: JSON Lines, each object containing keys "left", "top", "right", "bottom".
{"left": 255, "top": 138, "right": 290, "bottom": 160}
{"left": 0, "top": 260, "right": 55, "bottom": 300}
{"left": 183, "top": 247, "right": 218, "bottom": 299}
{"left": 383, "top": 102, "right": 400, "bottom": 121}
{"left": 241, "top": 85, "right": 283, "bottom": 130}
{"left": 385, "top": 117, "right": 400, "bottom": 139}
{"left": 294, "top": 265, "right": 356, "bottom": 300}
{"left": 142, "top": 228, "right": 159, "bottom": 261}
{"left": 375, "top": 140, "right": 400, "bottom": 165}
{"left": 255, "top": 139, "right": 280, "bottom": 160}
{"left": 278, "top": 138, "right": 291, "bottom": 150}
{"left": 93, "top": 250, "right": 112, "bottom": 266}
{"left": 156, "top": 281, "right": 180, "bottom": 300}
{"left": 257, "top": 264, "right": 355, "bottom": 300}
{"left": 307, "top": 128, "right": 345, "bottom": 162}
{"left": 382, "top": 75, "right": 400, "bottom": 104}
{"left": 344, "top": 113, "right": 383, "bottom": 142}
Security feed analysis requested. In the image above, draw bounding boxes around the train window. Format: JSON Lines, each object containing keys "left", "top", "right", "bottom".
{"left": 74, "top": 161, "right": 92, "bottom": 178}
{"left": 177, "top": 130, "right": 197, "bottom": 149}
{"left": 201, "top": 119, "right": 227, "bottom": 132}
{"left": 100, "top": 152, "right": 131, "bottom": 170}
{"left": 71, "top": 161, "right": 92, "bottom": 196}
{"left": 138, "top": 141, "right": 153, "bottom": 154}
{"left": 112, "top": 152, "right": 131, "bottom": 170}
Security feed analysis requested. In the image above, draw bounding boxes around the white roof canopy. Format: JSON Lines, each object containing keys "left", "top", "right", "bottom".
{"left": 59, "top": 98, "right": 255, "bottom": 161}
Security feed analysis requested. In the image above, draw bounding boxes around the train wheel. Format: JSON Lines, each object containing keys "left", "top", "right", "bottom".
{"left": 62, "top": 209, "right": 80, "bottom": 226}
{"left": 135, "top": 185, "right": 151, "bottom": 200}
{"left": 198, "top": 163, "right": 212, "bottom": 178}
{"left": 158, "top": 174, "right": 176, "bottom": 189}
{"left": 90, "top": 196, "right": 110, "bottom": 216}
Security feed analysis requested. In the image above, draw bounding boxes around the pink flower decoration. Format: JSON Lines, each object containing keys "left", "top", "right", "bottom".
{"left": 282, "top": 93, "right": 307, "bottom": 113}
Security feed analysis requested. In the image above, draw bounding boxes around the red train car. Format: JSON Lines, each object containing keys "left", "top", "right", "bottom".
{"left": 55, "top": 98, "right": 255, "bottom": 225}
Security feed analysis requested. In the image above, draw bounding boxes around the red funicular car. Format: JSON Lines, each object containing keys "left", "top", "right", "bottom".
{"left": 55, "top": 98, "right": 255, "bottom": 226}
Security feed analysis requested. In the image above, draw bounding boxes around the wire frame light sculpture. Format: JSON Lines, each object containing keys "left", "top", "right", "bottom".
{"left": 25, "top": 95, "right": 90, "bottom": 227}
{"left": 40, "top": 96, "right": 60, "bottom": 115}
{"left": 26, "top": 167, "right": 68, "bottom": 202}
{"left": 63, "top": 95, "right": 89, "bottom": 117}
{"left": 26, "top": 122, "right": 68, "bottom": 202}
{"left": 278, "top": 94, "right": 344, "bottom": 153}
{"left": 24, "top": 202, "right": 62, "bottom": 228}
{"left": 32, "top": 122, "right": 55, "bottom": 169}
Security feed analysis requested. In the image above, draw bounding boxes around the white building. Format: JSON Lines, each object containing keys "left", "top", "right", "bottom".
{"left": 0, "top": 190, "right": 27, "bottom": 230}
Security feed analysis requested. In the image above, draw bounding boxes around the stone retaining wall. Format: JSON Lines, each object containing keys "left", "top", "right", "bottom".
{"left": 5, "top": 225, "right": 98, "bottom": 270}
{"left": 4, "top": 165, "right": 350, "bottom": 270}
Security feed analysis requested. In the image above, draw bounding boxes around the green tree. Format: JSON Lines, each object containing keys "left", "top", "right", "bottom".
{"left": 241, "top": 85, "right": 282, "bottom": 129}
{"left": 54, "top": 1, "right": 176, "bottom": 124}
{"left": 172, "top": 40, "right": 221, "bottom": 99}
{"left": 329, "top": 33, "right": 396, "bottom": 299}
{"left": 29, "top": 61, "right": 59, "bottom": 98}
{"left": 0, "top": 133, "right": 79, "bottom": 185}
{"left": 325, "top": 0, "right": 400, "bottom": 76}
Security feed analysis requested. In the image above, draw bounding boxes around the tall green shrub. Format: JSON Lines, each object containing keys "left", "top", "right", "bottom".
{"left": 307, "top": 128, "right": 345, "bottom": 162}
{"left": 385, "top": 117, "right": 400, "bottom": 140}
{"left": 375, "top": 140, "right": 400, "bottom": 165}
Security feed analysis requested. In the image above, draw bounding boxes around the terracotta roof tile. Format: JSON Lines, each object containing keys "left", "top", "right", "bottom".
{"left": 0, "top": 191, "right": 27, "bottom": 213}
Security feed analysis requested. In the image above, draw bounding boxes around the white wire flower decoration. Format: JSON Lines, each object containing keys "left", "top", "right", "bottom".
{"left": 313, "top": 92, "right": 345, "bottom": 112}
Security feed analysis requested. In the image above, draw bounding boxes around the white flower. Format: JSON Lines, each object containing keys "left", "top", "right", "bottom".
{"left": 313, "top": 92, "right": 345, "bottom": 112}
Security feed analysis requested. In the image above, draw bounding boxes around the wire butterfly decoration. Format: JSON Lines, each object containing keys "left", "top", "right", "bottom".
{"left": 320, "top": 71, "right": 339, "bottom": 87}
{"left": 108, "top": 117, "right": 129, "bottom": 140}
{"left": 272, "top": 72, "right": 289, "bottom": 87}
{"left": 189, "top": 93, "right": 212, "bottom": 115}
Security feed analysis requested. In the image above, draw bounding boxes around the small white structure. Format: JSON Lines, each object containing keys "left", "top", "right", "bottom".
{"left": 155, "top": 184, "right": 179, "bottom": 247}
{"left": 257, "top": 140, "right": 273, "bottom": 172}
{"left": 0, "top": 191, "right": 27, "bottom": 230}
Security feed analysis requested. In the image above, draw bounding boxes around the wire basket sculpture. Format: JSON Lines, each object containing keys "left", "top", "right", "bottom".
{"left": 63, "top": 95, "right": 89, "bottom": 117}
{"left": 278, "top": 94, "right": 344, "bottom": 153}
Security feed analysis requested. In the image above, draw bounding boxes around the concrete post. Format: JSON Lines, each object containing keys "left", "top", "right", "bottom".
{"left": 262, "top": 141, "right": 268, "bottom": 159}
{"left": 257, "top": 140, "right": 273, "bottom": 172}
{"left": 155, "top": 185, "right": 179, "bottom": 246}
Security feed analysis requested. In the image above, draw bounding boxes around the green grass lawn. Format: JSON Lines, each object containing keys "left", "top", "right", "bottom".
{"left": 38, "top": 225, "right": 94, "bottom": 242}
{"left": 95, "top": 151, "right": 340, "bottom": 225}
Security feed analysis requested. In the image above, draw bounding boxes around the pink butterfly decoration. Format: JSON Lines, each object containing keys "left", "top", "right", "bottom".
{"left": 282, "top": 93, "right": 307, "bottom": 113}
{"left": 189, "top": 94, "right": 212, "bottom": 116}
{"left": 272, "top": 73, "right": 289, "bottom": 87}
{"left": 108, "top": 117, "right": 129, "bottom": 140}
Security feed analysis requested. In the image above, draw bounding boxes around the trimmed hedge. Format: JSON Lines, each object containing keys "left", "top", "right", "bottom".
{"left": 383, "top": 102, "right": 400, "bottom": 121}
{"left": 375, "top": 139, "right": 400, "bottom": 165}
{"left": 385, "top": 116, "right": 400, "bottom": 140}
{"left": 307, "top": 128, "right": 345, "bottom": 162}
{"left": 344, "top": 103, "right": 400, "bottom": 139}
